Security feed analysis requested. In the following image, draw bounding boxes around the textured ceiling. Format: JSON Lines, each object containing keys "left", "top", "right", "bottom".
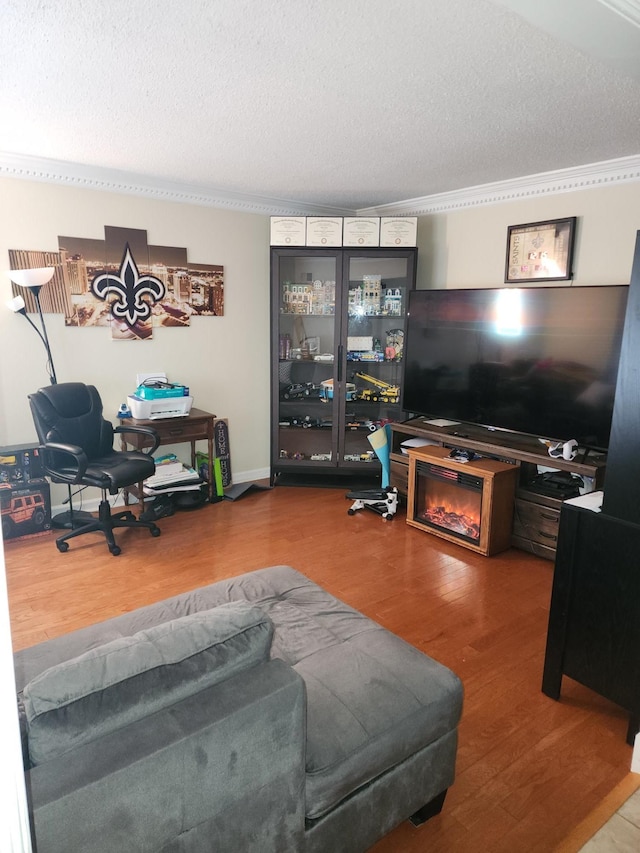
{"left": 1, "top": 0, "right": 639, "bottom": 212}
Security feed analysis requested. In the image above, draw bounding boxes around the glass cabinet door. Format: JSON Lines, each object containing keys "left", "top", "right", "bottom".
{"left": 274, "top": 252, "right": 338, "bottom": 470}
{"left": 340, "top": 252, "right": 414, "bottom": 469}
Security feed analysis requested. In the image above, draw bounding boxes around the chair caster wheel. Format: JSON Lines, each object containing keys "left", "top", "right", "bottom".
{"left": 56, "top": 541, "right": 69, "bottom": 553}
{"left": 150, "top": 525, "right": 161, "bottom": 537}
{"left": 110, "top": 545, "right": 122, "bottom": 556}
{"left": 347, "top": 508, "right": 356, "bottom": 515}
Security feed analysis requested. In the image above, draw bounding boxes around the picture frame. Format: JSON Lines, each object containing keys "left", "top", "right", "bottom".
{"left": 505, "top": 217, "right": 576, "bottom": 283}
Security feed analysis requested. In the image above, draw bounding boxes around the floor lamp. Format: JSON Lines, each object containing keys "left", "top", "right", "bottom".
{"left": 5, "top": 267, "right": 91, "bottom": 529}
{"left": 5, "top": 267, "right": 58, "bottom": 385}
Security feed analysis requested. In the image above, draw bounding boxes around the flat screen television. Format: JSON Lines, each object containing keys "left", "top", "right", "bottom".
{"left": 402, "top": 285, "right": 629, "bottom": 450}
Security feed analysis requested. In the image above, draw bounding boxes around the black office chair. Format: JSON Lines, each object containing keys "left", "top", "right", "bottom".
{"left": 29, "top": 382, "right": 162, "bottom": 556}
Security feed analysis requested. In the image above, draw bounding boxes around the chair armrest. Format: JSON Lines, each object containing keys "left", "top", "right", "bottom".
{"left": 40, "top": 442, "right": 88, "bottom": 484}
{"left": 114, "top": 425, "right": 160, "bottom": 455}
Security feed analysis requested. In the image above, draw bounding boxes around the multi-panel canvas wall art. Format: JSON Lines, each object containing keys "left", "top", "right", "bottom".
{"left": 10, "top": 226, "right": 224, "bottom": 340}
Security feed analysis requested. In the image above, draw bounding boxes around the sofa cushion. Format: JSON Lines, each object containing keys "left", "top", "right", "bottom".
{"left": 215, "top": 567, "right": 464, "bottom": 820}
{"left": 296, "top": 629, "right": 462, "bottom": 820}
{"left": 86, "top": 565, "right": 461, "bottom": 821}
{"left": 23, "top": 601, "right": 273, "bottom": 766}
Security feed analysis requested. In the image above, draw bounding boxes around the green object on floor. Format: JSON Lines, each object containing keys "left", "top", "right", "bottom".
{"left": 213, "top": 457, "right": 224, "bottom": 497}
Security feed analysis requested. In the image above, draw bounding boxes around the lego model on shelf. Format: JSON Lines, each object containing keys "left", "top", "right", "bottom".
{"left": 271, "top": 246, "right": 416, "bottom": 483}
{"left": 353, "top": 373, "right": 400, "bottom": 404}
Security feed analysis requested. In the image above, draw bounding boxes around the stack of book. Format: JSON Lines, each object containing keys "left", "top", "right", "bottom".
{"left": 143, "top": 460, "right": 203, "bottom": 496}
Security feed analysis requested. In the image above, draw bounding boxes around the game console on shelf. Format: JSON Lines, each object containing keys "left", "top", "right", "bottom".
{"left": 127, "top": 372, "right": 193, "bottom": 420}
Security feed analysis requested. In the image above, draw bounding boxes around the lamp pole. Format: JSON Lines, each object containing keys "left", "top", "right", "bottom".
{"left": 31, "top": 286, "right": 57, "bottom": 385}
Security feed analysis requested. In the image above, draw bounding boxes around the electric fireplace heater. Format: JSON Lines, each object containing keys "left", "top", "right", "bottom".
{"left": 415, "top": 462, "right": 483, "bottom": 544}
{"left": 406, "top": 446, "right": 518, "bottom": 556}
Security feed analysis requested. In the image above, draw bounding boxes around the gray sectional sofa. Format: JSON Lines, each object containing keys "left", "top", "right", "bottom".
{"left": 14, "top": 565, "right": 463, "bottom": 852}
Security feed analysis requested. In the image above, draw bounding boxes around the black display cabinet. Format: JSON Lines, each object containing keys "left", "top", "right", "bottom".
{"left": 270, "top": 247, "right": 416, "bottom": 484}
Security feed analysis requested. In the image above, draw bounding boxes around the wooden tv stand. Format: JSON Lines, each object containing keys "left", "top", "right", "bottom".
{"left": 391, "top": 418, "right": 607, "bottom": 560}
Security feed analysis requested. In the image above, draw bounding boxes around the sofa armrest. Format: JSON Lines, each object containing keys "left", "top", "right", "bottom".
{"left": 28, "top": 659, "right": 306, "bottom": 853}
{"left": 22, "top": 603, "right": 274, "bottom": 766}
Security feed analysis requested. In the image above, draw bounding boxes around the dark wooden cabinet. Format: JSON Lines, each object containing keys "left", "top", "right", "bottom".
{"left": 542, "top": 503, "right": 640, "bottom": 742}
{"left": 601, "top": 237, "right": 640, "bottom": 524}
{"left": 271, "top": 248, "right": 416, "bottom": 483}
{"left": 542, "top": 231, "right": 640, "bottom": 742}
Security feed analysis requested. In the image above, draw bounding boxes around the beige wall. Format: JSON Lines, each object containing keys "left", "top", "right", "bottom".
{"left": 416, "top": 181, "right": 640, "bottom": 289}
{"left": 1, "top": 175, "right": 638, "bottom": 503}
{"left": 0, "top": 177, "right": 271, "bottom": 499}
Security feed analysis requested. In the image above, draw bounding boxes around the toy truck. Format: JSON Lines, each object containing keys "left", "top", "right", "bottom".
{"left": 1, "top": 482, "right": 50, "bottom": 539}
{"left": 354, "top": 373, "right": 400, "bottom": 403}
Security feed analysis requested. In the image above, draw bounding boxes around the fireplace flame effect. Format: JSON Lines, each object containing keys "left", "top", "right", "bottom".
{"left": 418, "top": 486, "right": 481, "bottom": 541}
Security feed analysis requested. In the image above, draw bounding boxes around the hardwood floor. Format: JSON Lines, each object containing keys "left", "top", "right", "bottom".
{"left": 4, "top": 485, "right": 635, "bottom": 852}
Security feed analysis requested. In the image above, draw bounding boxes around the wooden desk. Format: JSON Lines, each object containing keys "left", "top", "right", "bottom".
{"left": 120, "top": 408, "right": 216, "bottom": 507}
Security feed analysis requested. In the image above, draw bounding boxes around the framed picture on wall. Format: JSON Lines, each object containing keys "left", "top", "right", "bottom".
{"left": 505, "top": 217, "right": 576, "bottom": 283}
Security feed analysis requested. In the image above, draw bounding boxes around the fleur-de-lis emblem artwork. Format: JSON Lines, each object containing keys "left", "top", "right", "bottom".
{"left": 10, "top": 225, "right": 224, "bottom": 335}
{"left": 91, "top": 244, "right": 165, "bottom": 338}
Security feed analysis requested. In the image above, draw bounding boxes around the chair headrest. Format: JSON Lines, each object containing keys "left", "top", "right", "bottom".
{"left": 33, "top": 383, "right": 97, "bottom": 418}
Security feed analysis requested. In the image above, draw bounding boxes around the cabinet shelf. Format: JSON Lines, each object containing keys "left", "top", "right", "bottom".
{"left": 279, "top": 358, "right": 335, "bottom": 363}
{"left": 347, "top": 313, "right": 406, "bottom": 319}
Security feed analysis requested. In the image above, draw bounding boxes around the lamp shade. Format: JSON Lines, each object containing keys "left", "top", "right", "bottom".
{"left": 6, "top": 295, "right": 26, "bottom": 313}
{"left": 5, "top": 267, "right": 58, "bottom": 384}
{"left": 7, "top": 267, "right": 55, "bottom": 288}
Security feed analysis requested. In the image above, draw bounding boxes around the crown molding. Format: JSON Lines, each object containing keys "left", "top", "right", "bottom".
{"left": 357, "top": 154, "right": 640, "bottom": 216}
{"left": 0, "top": 152, "right": 353, "bottom": 217}
{"left": 1, "top": 150, "right": 639, "bottom": 219}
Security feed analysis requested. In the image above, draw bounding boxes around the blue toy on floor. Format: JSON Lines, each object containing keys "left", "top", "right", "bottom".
{"left": 346, "top": 423, "right": 397, "bottom": 519}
